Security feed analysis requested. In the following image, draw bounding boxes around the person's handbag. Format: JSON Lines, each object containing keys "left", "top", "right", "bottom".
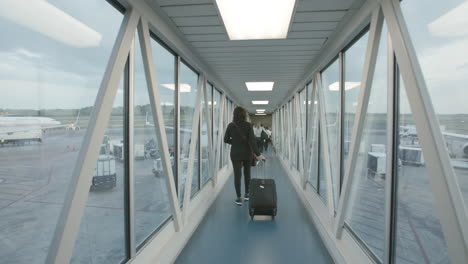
{"left": 232, "top": 122, "right": 257, "bottom": 167}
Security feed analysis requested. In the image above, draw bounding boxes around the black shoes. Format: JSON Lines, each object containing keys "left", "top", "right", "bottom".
{"left": 235, "top": 197, "right": 242, "bottom": 206}
{"left": 244, "top": 193, "right": 249, "bottom": 201}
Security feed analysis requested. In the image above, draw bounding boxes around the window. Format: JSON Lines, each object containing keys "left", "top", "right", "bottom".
{"left": 72, "top": 74, "right": 126, "bottom": 264}
{"left": 0, "top": 1, "right": 122, "bottom": 262}
{"left": 213, "top": 88, "right": 222, "bottom": 170}
{"left": 343, "top": 31, "right": 369, "bottom": 181}
{"left": 400, "top": 0, "right": 468, "bottom": 207}
{"left": 394, "top": 75, "right": 450, "bottom": 264}
{"left": 179, "top": 62, "right": 199, "bottom": 202}
{"left": 344, "top": 24, "right": 388, "bottom": 262}
{"left": 201, "top": 86, "right": 211, "bottom": 186}
{"left": 308, "top": 85, "right": 319, "bottom": 189}
{"left": 133, "top": 36, "right": 174, "bottom": 247}
{"left": 321, "top": 59, "right": 341, "bottom": 207}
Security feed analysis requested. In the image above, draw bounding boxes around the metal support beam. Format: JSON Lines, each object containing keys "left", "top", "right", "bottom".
{"left": 384, "top": 31, "right": 396, "bottom": 264}
{"left": 182, "top": 75, "right": 204, "bottom": 222}
{"left": 127, "top": 39, "right": 136, "bottom": 259}
{"left": 334, "top": 7, "right": 384, "bottom": 238}
{"left": 382, "top": 0, "right": 468, "bottom": 262}
{"left": 137, "top": 17, "right": 182, "bottom": 231}
{"left": 46, "top": 8, "right": 140, "bottom": 264}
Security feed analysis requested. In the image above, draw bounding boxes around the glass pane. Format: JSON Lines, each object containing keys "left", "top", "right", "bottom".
{"left": 321, "top": 59, "right": 340, "bottom": 207}
{"left": 72, "top": 75, "right": 126, "bottom": 264}
{"left": 133, "top": 36, "right": 174, "bottom": 247}
{"left": 400, "top": 0, "right": 468, "bottom": 206}
{"left": 201, "top": 92, "right": 210, "bottom": 186}
{"left": 190, "top": 140, "right": 200, "bottom": 197}
{"left": 308, "top": 87, "right": 319, "bottom": 189}
{"left": 0, "top": 1, "right": 122, "bottom": 262}
{"left": 343, "top": 32, "right": 369, "bottom": 175}
{"left": 344, "top": 24, "right": 388, "bottom": 262}
{"left": 213, "top": 88, "right": 222, "bottom": 169}
{"left": 318, "top": 128, "right": 327, "bottom": 202}
{"left": 394, "top": 76, "right": 450, "bottom": 264}
{"left": 179, "top": 63, "right": 198, "bottom": 204}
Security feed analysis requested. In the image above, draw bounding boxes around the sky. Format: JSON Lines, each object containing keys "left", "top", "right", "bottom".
{"left": 0, "top": 0, "right": 467, "bottom": 115}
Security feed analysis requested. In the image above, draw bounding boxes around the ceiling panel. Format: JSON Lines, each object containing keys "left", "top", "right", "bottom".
{"left": 162, "top": 5, "right": 217, "bottom": 17}
{"left": 191, "top": 38, "right": 324, "bottom": 47}
{"left": 291, "top": 22, "right": 339, "bottom": 31}
{"left": 172, "top": 16, "right": 222, "bottom": 26}
{"left": 147, "top": 0, "right": 358, "bottom": 112}
{"left": 294, "top": 11, "right": 347, "bottom": 22}
{"left": 179, "top": 26, "right": 225, "bottom": 34}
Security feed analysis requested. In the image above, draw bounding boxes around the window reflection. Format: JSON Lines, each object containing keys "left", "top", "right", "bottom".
{"left": 0, "top": 1, "right": 122, "bottom": 262}
{"left": 344, "top": 24, "right": 388, "bottom": 262}
{"left": 133, "top": 36, "right": 174, "bottom": 248}
{"left": 394, "top": 76, "right": 450, "bottom": 264}
{"left": 401, "top": 0, "right": 468, "bottom": 208}
{"left": 179, "top": 63, "right": 199, "bottom": 203}
{"left": 321, "top": 59, "right": 340, "bottom": 207}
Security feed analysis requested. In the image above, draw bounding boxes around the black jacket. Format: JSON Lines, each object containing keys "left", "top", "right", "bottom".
{"left": 224, "top": 121, "right": 260, "bottom": 161}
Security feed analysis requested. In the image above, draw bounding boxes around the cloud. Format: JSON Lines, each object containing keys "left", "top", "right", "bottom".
{"left": 0, "top": 0, "right": 102, "bottom": 47}
{"left": 428, "top": 1, "right": 468, "bottom": 37}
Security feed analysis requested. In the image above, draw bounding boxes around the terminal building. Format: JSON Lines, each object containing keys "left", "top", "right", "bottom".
{"left": 1, "top": 0, "right": 468, "bottom": 263}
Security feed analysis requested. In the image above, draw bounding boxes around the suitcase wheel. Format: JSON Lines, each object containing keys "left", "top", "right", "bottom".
{"left": 249, "top": 209, "right": 255, "bottom": 220}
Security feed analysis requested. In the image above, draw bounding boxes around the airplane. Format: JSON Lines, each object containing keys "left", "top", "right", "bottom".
{"left": 0, "top": 111, "right": 81, "bottom": 145}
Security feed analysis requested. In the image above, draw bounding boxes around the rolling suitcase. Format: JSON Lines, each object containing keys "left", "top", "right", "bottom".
{"left": 249, "top": 161, "right": 277, "bottom": 220}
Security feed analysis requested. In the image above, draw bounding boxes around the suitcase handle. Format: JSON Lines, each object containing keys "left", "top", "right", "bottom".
{"left": 256, "top": 159, "right": 267, "bottom": 179}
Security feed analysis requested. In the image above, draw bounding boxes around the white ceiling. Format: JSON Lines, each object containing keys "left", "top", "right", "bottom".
{"left": 145, "top": 0, "right": 357, "bottom": 113}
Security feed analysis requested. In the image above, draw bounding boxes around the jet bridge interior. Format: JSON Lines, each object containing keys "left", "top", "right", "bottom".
{"left": 1, "top": 0, "right": 468, "bottom": 263}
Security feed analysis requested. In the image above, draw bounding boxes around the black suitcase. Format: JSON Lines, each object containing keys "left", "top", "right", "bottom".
{"left": 249, "top": 161, "right": 277, "bottom": 220}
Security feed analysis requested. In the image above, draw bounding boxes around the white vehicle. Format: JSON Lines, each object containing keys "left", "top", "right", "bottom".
{"left": 399, "top": 146, "right": 425, "bottom": 166}
{"left": 443, "top": 132, "right": 468, "bottom": 159}
{"left": 367, "top": 152, "right": 386, "bottom": 179}
{"left": 91, "top": 154, "right": 116, "bottom": 190}
{"left": 112, "top": 141, "right": 145, "bottom": 161}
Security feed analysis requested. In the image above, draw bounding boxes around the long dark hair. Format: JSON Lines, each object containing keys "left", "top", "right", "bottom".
{"left": 233, "top": 106, "right": 247, "bottom": 124}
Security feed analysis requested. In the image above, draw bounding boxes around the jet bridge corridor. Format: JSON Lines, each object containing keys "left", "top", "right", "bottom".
{"left": 176, "top": 152, "right": 333, "bottom": 264}
{"left": 1, "top": 0, "right": 468, "bottom": 264}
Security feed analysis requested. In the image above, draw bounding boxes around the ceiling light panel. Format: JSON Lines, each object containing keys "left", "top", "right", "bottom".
{"left": 216, "top": 0, "right": 296, "bottom": 40}
{"left": 252, "top": 101, "right": 269, "bottom": 105}
{"left": 246, "top": 82, "right": 274, "bottom": 91}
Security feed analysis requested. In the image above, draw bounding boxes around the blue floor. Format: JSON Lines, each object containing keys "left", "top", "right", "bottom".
{"left": 176, "top": 150, "right": 334, "bottom": 264}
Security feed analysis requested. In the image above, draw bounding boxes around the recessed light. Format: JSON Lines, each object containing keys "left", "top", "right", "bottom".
{"left": 255, "top": 113, "right": 267, "bottom": 116}
{"left": 256, "top": 109, "right": 266, "bottom": 112}
{"left": 216, "top": 0, "right": 296, "bottom": 40}
{"left": 246, "top": 82, "right": 274, "bottom": 91}
{"left": 252, "top": 101, "right": 269, "bottom": 105}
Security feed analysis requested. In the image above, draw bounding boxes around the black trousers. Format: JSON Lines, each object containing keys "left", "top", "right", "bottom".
{"left": 231, "top": 159, "right": 251, "bottom": 198}
{"left": 256, "top": 137, "right": 263, "bottom": 153}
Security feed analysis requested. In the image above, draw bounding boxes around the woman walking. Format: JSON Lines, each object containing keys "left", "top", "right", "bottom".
{"left": 224, "top": 107, "right": 265, "bottom": 205}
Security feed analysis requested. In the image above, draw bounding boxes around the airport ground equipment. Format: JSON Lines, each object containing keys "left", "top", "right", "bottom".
{"left": 0, "top": 126, "right": 43, "bottom": 145}
{"left": 91, "top": 155, "right": 116, "bottom": 190}
{"left": 249, "top": 161, "right": 277, "bottom": 220}
{"left": 399, "top": 146, "right": 425, "bottom": 166}
{"left": 367, "top": 152, "right": 386, "bottom": 178}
